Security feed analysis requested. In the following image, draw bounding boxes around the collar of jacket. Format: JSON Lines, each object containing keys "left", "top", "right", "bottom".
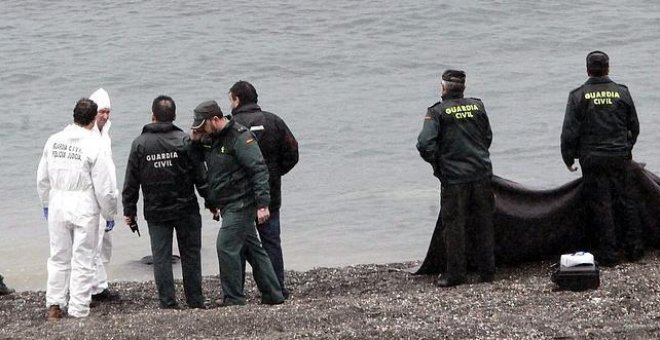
{"left": 585, "top": 76, "right": 612, "bottom": 85}
{"left": 141, "top": 122, "right": 182, "bottom": 134}
{"left": 441, "top": 92, "right": 464, "bottom": 100}
{"left": 210, "top": 118, "right": 236, "bottom": 139}
{"left": 231, "top": 103, "right": 261, "bottom": 116}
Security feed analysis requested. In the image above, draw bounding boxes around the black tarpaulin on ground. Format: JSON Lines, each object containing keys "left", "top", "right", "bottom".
{"left": 415, "top": 162, "right": 660, "bottom": 275}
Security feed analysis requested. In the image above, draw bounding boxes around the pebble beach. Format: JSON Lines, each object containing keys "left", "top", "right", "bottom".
{"left": 1, "top": 250, "right": 660, "bottom": 339}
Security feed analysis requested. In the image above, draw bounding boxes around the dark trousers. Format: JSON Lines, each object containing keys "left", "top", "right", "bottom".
{"left": 217, "top": 205, "right": 283, "bottom": 305}
{"left": 147, "top": 213, "right": 203, "bottom": 308}
{"left": 580, "top": 156, "right": 643, "bottom": 262}
{"left": 256, "top": 209, "right": 288, "bottom": 297}
{"left": 441, "top": 178, "right": 495, "bottom": 280}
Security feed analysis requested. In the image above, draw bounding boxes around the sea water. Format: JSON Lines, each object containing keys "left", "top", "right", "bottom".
{"left": 1, "top": 0, "right": 659, "bottom": 290}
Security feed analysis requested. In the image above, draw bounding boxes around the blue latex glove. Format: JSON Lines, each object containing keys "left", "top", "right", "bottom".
{"left": 43, "top": 208, "right": 48, "bottom": 220}
{"left": 105, "top": 220, "right": 115, "bottom": 232}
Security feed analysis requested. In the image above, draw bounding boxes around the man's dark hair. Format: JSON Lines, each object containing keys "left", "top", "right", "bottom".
{"left": 442, "top": 80, "right": 466, "bottom": 94}
{"left": 586, "top": 50, "right": 609, "bottom": 77}
{"left": 73, "top": 98, "right": 98, "bottom": 126}
{"left": 152, "top": 95, "right": 176, "bottom": 122}
{"left": 229, "top": 81, "right": 258, "bottom": 106}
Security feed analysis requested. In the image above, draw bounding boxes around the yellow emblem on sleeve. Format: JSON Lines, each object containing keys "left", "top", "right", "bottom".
{"left": 246, "top": 138, "right": 255, "bottom": 144}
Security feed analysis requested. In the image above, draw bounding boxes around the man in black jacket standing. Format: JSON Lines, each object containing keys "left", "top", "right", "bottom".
{"left": 228, "top": 81, "right": 299, "bottom": 298}
{"left": 561, "top": 51, "right": 642, "bottom": 265}
{"left": 416, "top": 70, "right": 495, "bottom": 287}
{"left": 122, "top": 95, "right": 208, "bottom": 309}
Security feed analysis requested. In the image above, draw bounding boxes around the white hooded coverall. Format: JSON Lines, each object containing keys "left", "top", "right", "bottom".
{"left": 89, "top": 88, "right": 117, "bottom": 295}
{"left": 37, "top": 123, "right": 117, "bottom": 318}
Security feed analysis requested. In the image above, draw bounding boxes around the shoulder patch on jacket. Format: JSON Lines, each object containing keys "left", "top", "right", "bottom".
{"left": 246, "top": 138, "right": 256, "bottom": 145}
{"left": 232, "top": 124, "right": 247, "bottom": 133}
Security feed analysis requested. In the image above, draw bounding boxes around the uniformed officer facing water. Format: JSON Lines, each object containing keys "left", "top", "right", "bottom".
{"left": 191, "top": 100, "right": 284, "bottom": 306}
{"left": 122, "top": 95, "right": 207, "bottom": 309}
{"left": 561, "top": 51, "right": 643, "bottom": 265}
{"left": 416, "top": 70, "right": 495, "bottom": 287}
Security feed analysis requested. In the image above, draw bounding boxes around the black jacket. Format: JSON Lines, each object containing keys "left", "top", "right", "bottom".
{"left": 416, "top": 93, "right": 493, "bottom": 185}
{"left": 561, "top": 76, "right": 639, "bottom": 167}
{"left": 231, "top": 103, "right": 299, "bottom": 210}
{"left": 122, "top": 122, "right": 207, "bottom": 222}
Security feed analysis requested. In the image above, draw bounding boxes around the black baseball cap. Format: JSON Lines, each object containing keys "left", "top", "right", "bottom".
{"left": 441, "top": 69, "right": 466, "bottom": 84}
{"left": 192, "top": 100, "right": 223, "bottom": 130}
{"left": 586, "top": 50, "right": 609, "bottom": 70}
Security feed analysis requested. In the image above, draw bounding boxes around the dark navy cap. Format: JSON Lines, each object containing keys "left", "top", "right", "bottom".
{"left": 441, "top": 69, "right": 466, "bottom": 84}
{"left": 586, "top": 50, "right": 609, "bottom": 70}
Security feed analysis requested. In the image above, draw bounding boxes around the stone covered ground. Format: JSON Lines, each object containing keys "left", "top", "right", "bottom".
{"left": 1, "top": 250, "right": 660, "bottom": 339}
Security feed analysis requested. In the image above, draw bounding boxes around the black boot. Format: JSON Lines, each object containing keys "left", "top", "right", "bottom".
{"left": 625, "top": 246, "right": 645, "bottom": 262}
{"left": 479, "top": 272, "right": 495, "bottom": 283}
{"left": 0, "top": 275, "right": 15, "bottom": 295}
{"left": 92, "top": 288, "right": 120, "bottom": 302}
{"left": 436, "top": 274, "right": 465, "bottom": 287}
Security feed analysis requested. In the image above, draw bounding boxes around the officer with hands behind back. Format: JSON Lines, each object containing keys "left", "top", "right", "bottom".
{"left": 416, "top": 70, "right": 495, "bottom": 287}
{"left": 560, "top": 51, "right": 643, "bottom": 265}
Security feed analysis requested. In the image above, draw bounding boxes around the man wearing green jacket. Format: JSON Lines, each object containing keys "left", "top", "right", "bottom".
{"left": 191, "top": 100, "right": 284, "bottom": 306}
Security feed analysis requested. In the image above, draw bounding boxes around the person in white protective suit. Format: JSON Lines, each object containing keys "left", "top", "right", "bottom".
{"left": 37, "top": 98, "right": 117, "bottom": 320}
{"left": 89, "top": 88, "right": 120, "bottom": 302}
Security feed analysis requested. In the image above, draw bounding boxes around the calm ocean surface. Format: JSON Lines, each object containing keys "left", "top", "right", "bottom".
{"left": 1, "top": 1, "right": 659, "bottom": 291}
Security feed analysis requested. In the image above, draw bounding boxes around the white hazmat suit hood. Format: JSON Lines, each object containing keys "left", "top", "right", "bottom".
{"left": 89, "top": 88, "right": 111, "bottom": 111}
{"left": 90, "top": 88, "right": 112, "bottom": 147}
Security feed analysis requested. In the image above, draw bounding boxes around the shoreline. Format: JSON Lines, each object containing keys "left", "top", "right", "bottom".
{"left": 2, "top": 251, "right": 660, "bottom": 339}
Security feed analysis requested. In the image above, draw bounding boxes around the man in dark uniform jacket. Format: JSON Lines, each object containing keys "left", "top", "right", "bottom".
{"left": 416, "top": 69, "right": 495, "bottom": 287}
{"left": 561, "top": 51, "right": 642, "bottom": 265}
{"left": 122, "top": 95, "right": 208, "bottom": 309}
{"left": 228, "top": 81, "right": 299, "bottom": 298}
{"left": 191, "top": 100, "right": 284, "bottom": 306}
